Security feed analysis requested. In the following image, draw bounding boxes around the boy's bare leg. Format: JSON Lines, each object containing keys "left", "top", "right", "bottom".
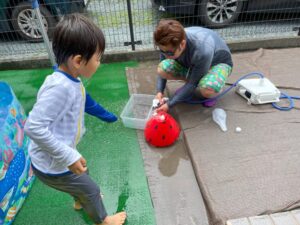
{"left": 96, "top": 212, "right": 126, "bottom": 225}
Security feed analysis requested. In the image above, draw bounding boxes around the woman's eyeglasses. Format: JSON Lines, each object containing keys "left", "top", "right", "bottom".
{"left": 159, "top": 46, "right": 180, "bottom": 57}
{"left": 159, "top": 49, "right": 175, "bottom": 56}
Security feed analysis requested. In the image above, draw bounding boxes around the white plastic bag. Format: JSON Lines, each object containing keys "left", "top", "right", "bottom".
{"left": 212, "top": 108, "right": 227, "bottom": 132}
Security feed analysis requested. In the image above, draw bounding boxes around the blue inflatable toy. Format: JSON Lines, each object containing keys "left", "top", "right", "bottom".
{"left": 0, "top": 82, "right": 34, "bottom": 225}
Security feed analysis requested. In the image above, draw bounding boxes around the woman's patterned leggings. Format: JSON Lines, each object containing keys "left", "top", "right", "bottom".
{"left": 158, "top": 59, "right": 232, "bottom": 93}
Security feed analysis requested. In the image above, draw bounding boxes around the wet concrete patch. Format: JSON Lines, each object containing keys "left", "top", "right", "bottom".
{"left": 126, "top": 64, "right": 209, "bottom": 225}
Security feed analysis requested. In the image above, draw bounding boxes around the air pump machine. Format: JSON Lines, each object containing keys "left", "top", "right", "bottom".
{"left": 235, "top": 77, "right": 281, "bottom": 104}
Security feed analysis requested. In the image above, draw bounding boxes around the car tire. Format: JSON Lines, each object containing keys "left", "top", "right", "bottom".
{"left": 197, "top": 0, "right": 244, "bottom": 28}
{"left": 11, "top": 2, "right": 56, "bottom": 42}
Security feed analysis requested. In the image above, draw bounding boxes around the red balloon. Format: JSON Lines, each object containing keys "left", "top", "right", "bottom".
{"left": 144, "top": 111, "right": 180, "bottom": 147}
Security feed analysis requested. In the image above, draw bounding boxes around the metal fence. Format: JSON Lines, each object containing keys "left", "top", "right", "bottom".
{"left": 1, "top": 0, "right": 300, "bottom": 63}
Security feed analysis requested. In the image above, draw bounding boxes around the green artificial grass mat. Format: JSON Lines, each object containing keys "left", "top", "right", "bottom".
{"left": 0, "top": 62, "right": 155, "bottom": 225}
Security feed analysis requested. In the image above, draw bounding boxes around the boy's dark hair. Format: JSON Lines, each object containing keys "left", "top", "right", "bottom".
{"left": 153, "top": 19, "right": 186, "bottom": 48}
{"left": 52, "top": 13, "right": 105, "bottom": 65}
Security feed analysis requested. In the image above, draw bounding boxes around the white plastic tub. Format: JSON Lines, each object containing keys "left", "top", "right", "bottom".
{"left": 120, "top": 94, "right": 155, "bottom": 130}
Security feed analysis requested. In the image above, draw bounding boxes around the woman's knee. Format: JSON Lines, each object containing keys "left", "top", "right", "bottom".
{"left": 199, "top": 74, "right": 226, "bottom": 97}
{"left": 157, "top": 66, "right": 175, "bottom": 80}
{"left": 157, "top": 59, "right": 179, "bottom": 79}
{"left": 198, "top": 63, "right": 232, "bottom": 98}
{"left": 199, "top": 87, "right": 217, "bottom": 98}
{"left": 157, "top": 65, "right": 169, "bottom": 78}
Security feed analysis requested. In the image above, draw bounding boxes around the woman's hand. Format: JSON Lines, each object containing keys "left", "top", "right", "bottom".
{"left": 156, "top": 102, "right": 169, "bottom": 113}
{"left": 155, "top": 92, "right": 164, "bottom": 105}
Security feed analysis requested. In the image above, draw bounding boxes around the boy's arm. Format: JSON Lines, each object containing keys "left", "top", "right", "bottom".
{"left": 85, "top": 93, "right": 117, "bottom": 122}
{"left": 24, "top": 84, "right": 81, "bottom": 168}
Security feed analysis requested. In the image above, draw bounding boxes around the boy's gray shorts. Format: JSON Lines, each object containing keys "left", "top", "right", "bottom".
{"left": 32, "top": 166, "right": 107, "bottom": 224}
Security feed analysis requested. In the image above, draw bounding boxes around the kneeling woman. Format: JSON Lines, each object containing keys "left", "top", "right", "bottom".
{"left": 154, "top": 19, "right": 233, "bottom": 112}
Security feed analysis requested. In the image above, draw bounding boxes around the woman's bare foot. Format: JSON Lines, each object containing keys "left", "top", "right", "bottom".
{"left": 97, "top": 212, "right": 126, "bottom": 225}
{"left": 73, "top": 200, "right": 82, "bottom": 210}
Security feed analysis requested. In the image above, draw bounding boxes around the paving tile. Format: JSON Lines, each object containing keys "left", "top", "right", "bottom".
{"left": 249, "top": 215, "right": 274, "bottom": 225}
{"left": 291, "top": 210, "right": 300, "bottom": 224}
{"left": 227, "top": 217, "right": 250, "bottom": 225}
{"left": 270, "top": 212, "right": 298, "bottom": 225}
{"left": 228, "top": 212, "right": 300, "bottom": 225}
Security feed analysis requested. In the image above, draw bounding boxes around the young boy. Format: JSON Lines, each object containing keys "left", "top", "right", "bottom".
{"left": 24, "top": 13, "right": 126, "bottom": 225}
{"left": 153, "top": 19, "right": 233, "bottom": 112}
